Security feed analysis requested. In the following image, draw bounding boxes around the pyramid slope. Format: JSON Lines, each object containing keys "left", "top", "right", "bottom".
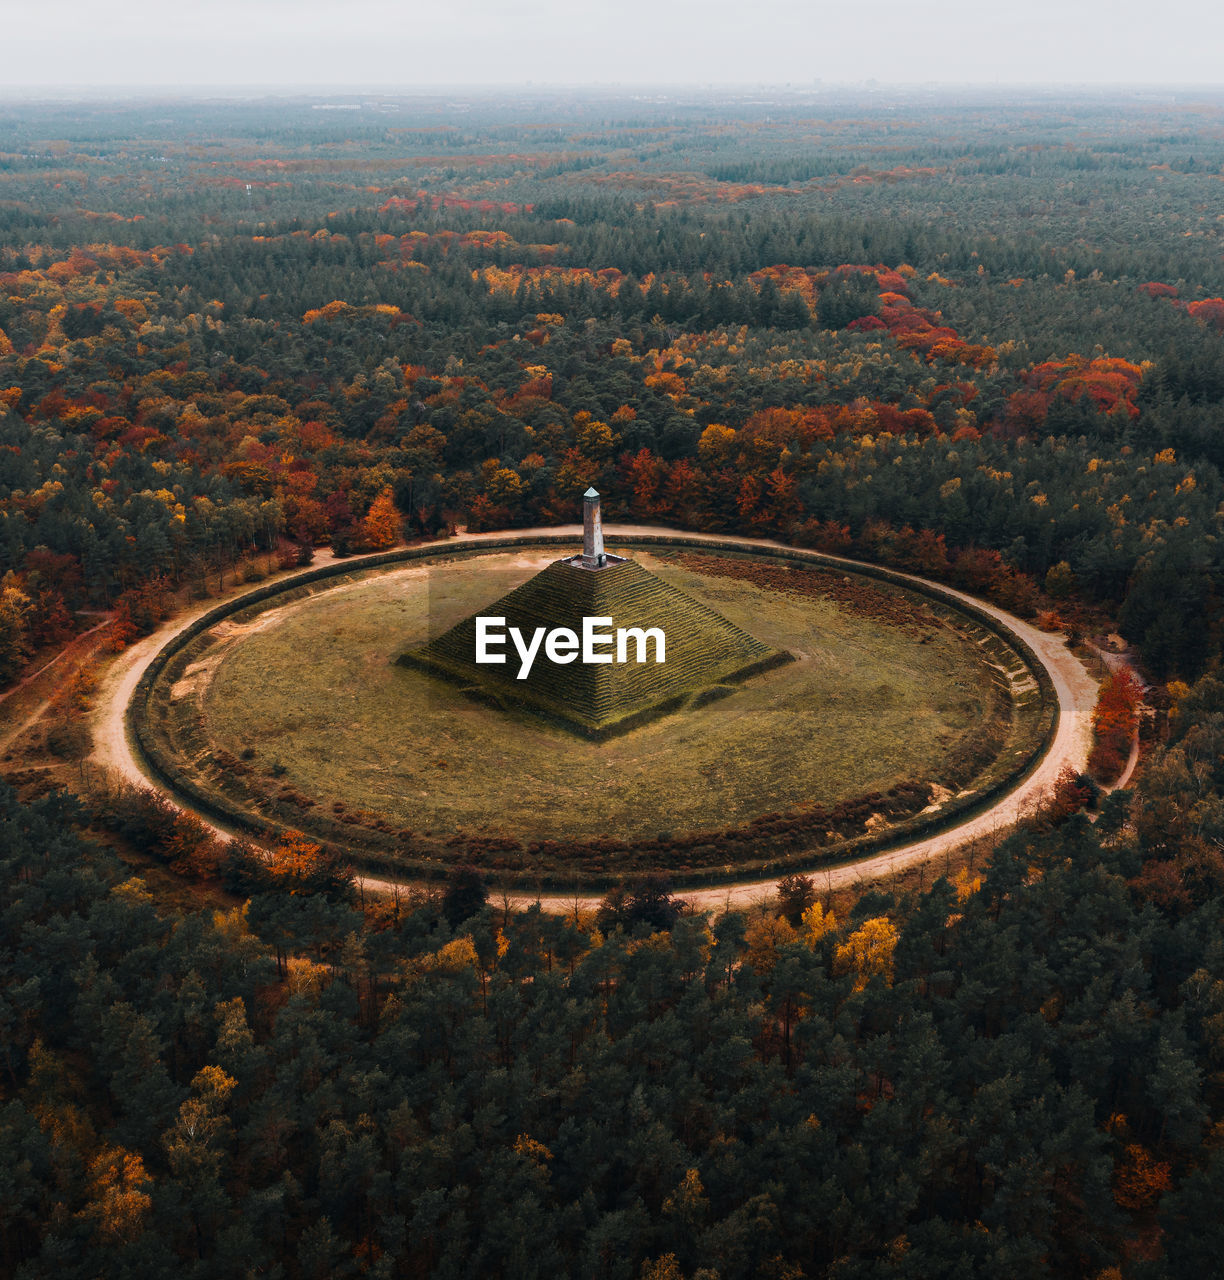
{"left": 400, "top": 557, "right": 791, "bottom": 736}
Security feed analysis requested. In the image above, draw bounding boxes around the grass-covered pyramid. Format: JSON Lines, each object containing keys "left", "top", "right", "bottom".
{"left": 400, "top": 549, "right": 791, "bottom": 738}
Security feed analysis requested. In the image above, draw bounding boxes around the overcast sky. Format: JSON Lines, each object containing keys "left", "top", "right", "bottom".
{"left": 6, "top": 0, "right": 1224, "bottom": 91}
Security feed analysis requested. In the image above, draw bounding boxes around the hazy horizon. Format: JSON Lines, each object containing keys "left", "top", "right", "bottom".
{"left": 6, "top": 0, "right": 1224, "bottom": 93}
{"left": 3, "top": 82, "right": 1224, "bottom": 100}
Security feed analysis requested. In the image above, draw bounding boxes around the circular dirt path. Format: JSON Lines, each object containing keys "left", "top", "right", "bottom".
{"left": 90, "top": 526, "right": 1100, "bottom": 911}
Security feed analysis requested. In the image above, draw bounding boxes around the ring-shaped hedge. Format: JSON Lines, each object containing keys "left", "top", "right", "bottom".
{"left": 129, "top": 535, "right": 1058, "bottom": 890}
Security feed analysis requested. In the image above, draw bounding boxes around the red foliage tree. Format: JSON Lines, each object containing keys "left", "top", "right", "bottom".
{"left": 1088, "top": 668, "right": 1143, "bottom": 783}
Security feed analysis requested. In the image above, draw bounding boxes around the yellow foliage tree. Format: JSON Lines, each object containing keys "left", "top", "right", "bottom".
{"left": 953, "top": 867, "right": 982, "bottom": 903}
{"left": 164, "top": 1066, "right": 239, "bottom": 1181}
{"left": 834, "top": 916, "right": 899, "bottom": 991}
{"left": 641, "top": 1256, "right": 684, "bottom": 1280}
{"left": 513, "top": 1133, "right": 554, "bottom": 1165}
{"left": 554, "top": 452, "right": 596, "bottom": 503}
{"left": 0, "top": 576, "right": 33, "bottom": 685}
{"left": 79, "top": 1146, "right": 153, "bottom": 1245}
{"left": 663, "top": 1167, "right": 708, "bottom": 1225}
{"left": 573, "top": 412, "right": 617, "bottom": 460}
{"left": 406, "top": 936, "right": 479, "bottom": 982}
{"left": 698, "top": 423, "right": 737, "bottom": 466}
{"left": 485, "top": 467, "right": 524, "bottom": 506}
{"left": 801, "top": 901, "right": 837, "bottom": 946}
{"left": 1167, "top": 681, "right": 1190, "bottom": 719}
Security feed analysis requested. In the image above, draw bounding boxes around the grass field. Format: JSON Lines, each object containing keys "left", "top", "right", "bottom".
{"left": 160, "top": 548, "right": 1007, "bottom": 849}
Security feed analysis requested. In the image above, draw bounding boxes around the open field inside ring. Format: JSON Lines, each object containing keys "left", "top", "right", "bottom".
{"left": 128, "top": 535, "right": 1060, "bottom": 889}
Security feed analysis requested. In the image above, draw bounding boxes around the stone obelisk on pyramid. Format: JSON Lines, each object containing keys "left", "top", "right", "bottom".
{"left": 581, "top": 487, "right": 607, "bottom": 568}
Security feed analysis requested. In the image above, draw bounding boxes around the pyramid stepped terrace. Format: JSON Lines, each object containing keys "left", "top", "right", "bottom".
{"left": 400, "top": 492, "right": 791, "bottom": 737}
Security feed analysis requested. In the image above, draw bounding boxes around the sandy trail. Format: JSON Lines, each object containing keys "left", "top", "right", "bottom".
{"left": 1114, "top": 730, "right": 1141, "bottom": 793}
{"left": 0, "top": 616, "right": 113, "bottom": 708}
{"left": 89, "top": 526, "right": 1103, "bottom": 911}
{"left": 0, "top": 617, "right": 114, "bottom": 757}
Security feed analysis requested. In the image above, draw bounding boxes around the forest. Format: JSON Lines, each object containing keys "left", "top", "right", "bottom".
{"left": 4, "top": 88, "right": 1224, "bottom": 1276}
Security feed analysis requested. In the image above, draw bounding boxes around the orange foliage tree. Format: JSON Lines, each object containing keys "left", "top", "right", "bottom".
{"left": 359, "top": 486, "right": 401, "bottom": 550}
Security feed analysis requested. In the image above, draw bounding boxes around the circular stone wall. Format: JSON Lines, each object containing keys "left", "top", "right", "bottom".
{"left": 132, "top": 538, "right": 1056, "bottom": 887}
